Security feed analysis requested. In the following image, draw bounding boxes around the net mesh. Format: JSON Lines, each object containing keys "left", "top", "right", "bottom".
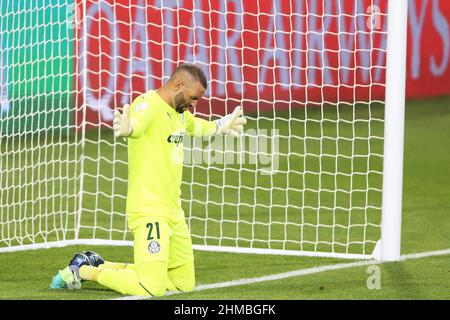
{"left": 1, "top": 0, "right": 388, "bottom": 257}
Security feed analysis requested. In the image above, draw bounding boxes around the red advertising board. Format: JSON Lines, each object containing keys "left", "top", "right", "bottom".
{"left": 74, "top": 0, "right": 450, "bottom": 126}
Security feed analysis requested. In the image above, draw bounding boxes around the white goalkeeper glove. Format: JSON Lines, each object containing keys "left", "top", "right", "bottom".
{"left": 215, "top": 105, "right": 247, "bottom": 137}
{"left": 113, "top": 104, "right": 133, "bottom": 138}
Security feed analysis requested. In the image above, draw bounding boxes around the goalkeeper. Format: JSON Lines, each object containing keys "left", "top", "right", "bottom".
{"left": 50, "top": 63, "right": 246, "bottom": 296}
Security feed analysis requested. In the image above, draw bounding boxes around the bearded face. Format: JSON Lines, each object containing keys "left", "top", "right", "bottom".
{"left": 173, "top": 91, "right": 190, "bottom": 114}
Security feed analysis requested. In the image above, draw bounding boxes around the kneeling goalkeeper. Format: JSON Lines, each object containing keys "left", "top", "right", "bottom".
{"left": 50, "top": 63, "right": 246, "bottom": 296}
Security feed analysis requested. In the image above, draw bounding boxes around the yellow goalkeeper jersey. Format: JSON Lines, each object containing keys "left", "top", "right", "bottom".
{"left": 126, "top": 90, "right": 216, "bottom": 217}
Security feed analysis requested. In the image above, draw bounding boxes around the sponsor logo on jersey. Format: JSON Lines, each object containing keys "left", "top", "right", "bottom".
{"left": 167, "top": 133, "right": 184, "bottom": 146}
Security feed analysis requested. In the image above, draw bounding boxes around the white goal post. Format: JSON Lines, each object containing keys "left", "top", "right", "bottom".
{"left": 0, "top": 0, "right": 408, "bottom": 261}
{"left": 380, "top": 0, "right": 408, "bottom": 262}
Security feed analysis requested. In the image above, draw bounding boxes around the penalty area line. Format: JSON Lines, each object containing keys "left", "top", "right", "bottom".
{"left": 112, "top": 248, "right": 450, "bottom": 300}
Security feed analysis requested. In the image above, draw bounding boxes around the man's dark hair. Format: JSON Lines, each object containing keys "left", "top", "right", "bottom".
{"left": 172, "top": 63, "right": 208, "bottom": 90}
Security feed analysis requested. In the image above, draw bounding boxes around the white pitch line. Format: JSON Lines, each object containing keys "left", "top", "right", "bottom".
{"left": 112, "top": 248, "right": 450, "bottom": 300}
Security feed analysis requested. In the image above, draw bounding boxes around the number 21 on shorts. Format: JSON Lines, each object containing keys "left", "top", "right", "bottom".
{"left": 146, "top": 222, "right": 160, "bottom": 240}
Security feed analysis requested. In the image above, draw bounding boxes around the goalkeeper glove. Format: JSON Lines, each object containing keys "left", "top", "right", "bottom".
{"left": 113, "top": 104, "right": 133, "bottom": 138}
{"left": 215, "top": 106, "right": 247, "bottom": 137}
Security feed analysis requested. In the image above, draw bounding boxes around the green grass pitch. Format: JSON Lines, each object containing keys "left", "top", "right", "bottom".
{"left": 0, "top": 95, "right": 449, "bottom": 299}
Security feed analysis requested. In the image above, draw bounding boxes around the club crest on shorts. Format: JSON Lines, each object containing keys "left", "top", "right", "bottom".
{"left": 148, "top": 240, "right": 161, "bottom": 254}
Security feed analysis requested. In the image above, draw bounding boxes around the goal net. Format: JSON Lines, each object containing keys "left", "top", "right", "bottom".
{"left": 0, "top": 0, "right": 407, "bottom": 260}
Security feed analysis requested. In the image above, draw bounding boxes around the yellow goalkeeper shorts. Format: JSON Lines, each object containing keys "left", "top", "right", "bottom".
{"left": 127, "top": 213, "right": 194, "bottom": 269}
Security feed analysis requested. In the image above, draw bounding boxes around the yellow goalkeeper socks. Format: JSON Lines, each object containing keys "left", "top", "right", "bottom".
{"left": 77, "top": 261, "right": 181, "bottom": 296}
{"left": 97, "top": 268, "right": 157, "bottom": 296}
{"left": 96, "top": 261, "right": 169, "bottom": 296}
{"left": 99, "top": 261, "right": 131, "bottom": 270}
{"left": 99, "top": 261, "right": 178, "bottom": 291}
{"left": 79, "top": 265, "right": 101, "bottom": 282}
{"left": 79, "top": 262, "right": 135, "bottom": 282}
